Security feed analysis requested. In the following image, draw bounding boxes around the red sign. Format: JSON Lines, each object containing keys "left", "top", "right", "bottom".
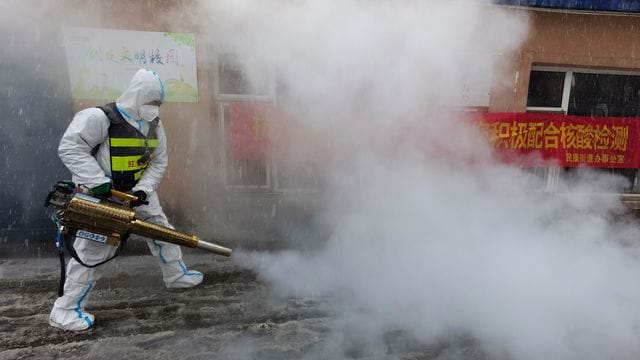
{"left": 229, "top": 102, "right": 322, "bottom": 162}
{"left": 475, "top": 112, "right": 640, "bottom": 168}
{"left": 228, "top": 102, "right": 275, "bottom": 159}
{"left": 229, "top": 106, "right": 640, "bottom": 168}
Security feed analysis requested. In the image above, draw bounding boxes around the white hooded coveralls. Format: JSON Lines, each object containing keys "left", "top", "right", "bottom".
{"left": 50, "top": 69, "right": 202, "bottom": 331}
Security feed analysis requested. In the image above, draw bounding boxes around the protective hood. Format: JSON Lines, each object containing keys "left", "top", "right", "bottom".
{"left": 115, "top": 69, "right": 165, "bottom": 122}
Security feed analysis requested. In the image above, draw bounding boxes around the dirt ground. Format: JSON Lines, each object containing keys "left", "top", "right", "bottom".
{"left": 0, "top": 251, "right": 486, "bottom": 360}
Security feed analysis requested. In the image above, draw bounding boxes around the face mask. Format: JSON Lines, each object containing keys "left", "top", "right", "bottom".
{"left": 139, "top": 105, "right": 160, "bottom": 122}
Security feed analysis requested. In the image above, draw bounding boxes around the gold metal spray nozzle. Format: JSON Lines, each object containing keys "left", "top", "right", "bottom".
{"left": 131, "top": 219, "right": 232, "bottom": 257}
{"left": 62, "top": 194, "right": 232, "bottom": 257}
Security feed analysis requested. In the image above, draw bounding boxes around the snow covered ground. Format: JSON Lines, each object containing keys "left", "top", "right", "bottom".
{"left": 0, "top": 252, "right": 484, "bottom": 360}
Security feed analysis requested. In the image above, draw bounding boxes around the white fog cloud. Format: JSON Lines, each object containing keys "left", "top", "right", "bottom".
{"left": 197, "top": 1, "right": 640, "bottom": 359}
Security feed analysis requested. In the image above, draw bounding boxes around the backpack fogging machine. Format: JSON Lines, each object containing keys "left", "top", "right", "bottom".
{"left": 44, "top": 181, "right": 232, "bottom": 295}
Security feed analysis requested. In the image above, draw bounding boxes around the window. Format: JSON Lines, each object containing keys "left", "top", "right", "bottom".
{"left": 217, "top": 53, "right": 270, "bottom": 99}
{"left": 520, "top": 167, "right": 551, "bottom": 191}
{"left": 219, "top": 103, "right": 270, "bottom": 188}
{"left": 527, "top": 71, "right": 566, "bottom": 109}
{"left": 526, "top": 66, "right": 640, "bottom": 193}
{"left": 215, "top": 54, "right": 319, "bottom": 192}
{"left": 275, "top": 162, "right": 320, "bottom": 191}
{"left": 568, "top": 73, "right": 640, "bottom": 117}
{"left": 216, "top": 53, "right": 273, "bottom": 188}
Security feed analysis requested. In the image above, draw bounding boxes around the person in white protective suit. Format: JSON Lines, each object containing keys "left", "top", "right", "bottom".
{"left": 49, "top": 69, "right": 203, "bottom": 331}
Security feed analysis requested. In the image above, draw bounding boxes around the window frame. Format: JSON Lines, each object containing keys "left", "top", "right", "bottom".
{"left": 214, "top": 51, "right": 322, "bottom": 193}
{"left": 527, "top": 65, "right": 640, "bottom": 113}
{"left": 273, "top": 162, "right": 321, "bottom": 194}
{"left": 526, "top": 68, "right": 573, "bottom": 113}
{"left": 217, "top": 102, "right": 273, "bottom": 190}
{"left": 215, "top": 52, "right": 277, "bottom": 102}
{"left": 526, "top": 65, "right": 640, "bottom": 193}
{"left": 214, "top": 51, "right": 277, "bottom": 190}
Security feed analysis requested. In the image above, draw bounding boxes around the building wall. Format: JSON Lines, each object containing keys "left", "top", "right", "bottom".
{"left": 491, "top": 9, "right": 640, "bottom": 112}
{"left": 12, "top": 2, "right": 634, "bottom": 256}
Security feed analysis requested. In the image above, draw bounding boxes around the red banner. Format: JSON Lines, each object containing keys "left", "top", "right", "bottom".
{"left": 228, "top": 101, "right": 330, "bottom": 164}
{"left": 229, "top": 106, "right": 640, "bottom": 168}
{"left": 228, "top": 102, "right": 275, "bottom": 159}
{"left": 475, "top": 113, "right": 640, "bottom": 168}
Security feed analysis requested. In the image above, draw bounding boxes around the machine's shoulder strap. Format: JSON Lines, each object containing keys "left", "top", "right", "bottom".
{"left": 63, "top": 233, "right": 128, "bottom": 269}
{"left": 148, "top": 118, "right": 159, "bottom": 140}
{"left": 55, "top": 231, "right": 129, "bottom": 297}
{"left": 96, "top": 102, "right": 125, "bottom": 125}
{"left": 91, "top": 103, "right": 124, "bottom": 157}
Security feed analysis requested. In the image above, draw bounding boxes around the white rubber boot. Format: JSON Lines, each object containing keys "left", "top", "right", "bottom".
{"left": 160, "top": 259, "right": 203, "bottom": 289}
{"left": 49, "top": 278, "right": 95, "bottom": 331}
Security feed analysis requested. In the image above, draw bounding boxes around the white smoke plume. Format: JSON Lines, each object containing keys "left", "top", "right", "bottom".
{"left": 199, "top": 1, "right": 640, "bottom": 359}
{"left": 3, "top": 0, "right": 636, "bottom": 357}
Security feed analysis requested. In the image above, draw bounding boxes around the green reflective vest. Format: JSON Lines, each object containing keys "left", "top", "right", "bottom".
{"left": 97, "top": 103, "right": 159, "bottom": 191}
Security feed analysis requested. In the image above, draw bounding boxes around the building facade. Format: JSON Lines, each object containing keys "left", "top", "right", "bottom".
{"left": 3, "top": 0, "right": 640, "bottom": 255}
{"left": 492, "top": 2, "right": 640, "bottom": 192}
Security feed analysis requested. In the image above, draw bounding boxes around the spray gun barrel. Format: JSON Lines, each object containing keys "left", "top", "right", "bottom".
{"left": 130, "top": 219, "right": 232, "bottom": 256}
{"left": 47, "top": 184, "right": 232, "bottom": 257}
